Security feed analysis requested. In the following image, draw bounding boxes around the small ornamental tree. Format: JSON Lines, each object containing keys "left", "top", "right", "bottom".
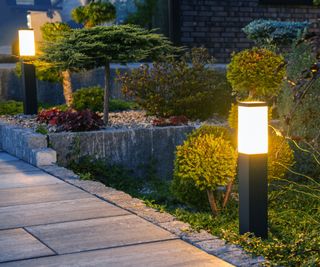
{"left": 227, "top": 47, "right": 285, "bottom": 101}
{"left": 174, "top": 126, "right": 237, "bottom": 216}
{"left": 41, "top": 25, "right": 178, "bottom": 124}
{"left": 71, "top": 0, "right": 116, "bottom": 28}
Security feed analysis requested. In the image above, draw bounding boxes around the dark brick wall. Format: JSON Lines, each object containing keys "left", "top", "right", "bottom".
{"left": 179, "top": 0, "right": 320, "bottom": 63}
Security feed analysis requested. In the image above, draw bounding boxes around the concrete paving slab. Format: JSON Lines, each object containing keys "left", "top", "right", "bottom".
{"left": 0, "top": 198, "right": 129, "bottom": 230}
{"left": 0, "top": 153, "right": 18, "bottom": 162}
{"left": 0, "top": 228, "right": 54, "bottom": 263}
{"left": 26, "top": 215, "right": 177, "bottom": 254}
{"left": 0, "top": 183, "right": 93, "bottom": 208}
{"left": 0, "top": 239, "right": 234, "bottom": 267}
{"left": 0, "top": 160, "right": 38, "bottom": 174}
{"left": 0, "top": 171, "right": 63, "bottom": 189}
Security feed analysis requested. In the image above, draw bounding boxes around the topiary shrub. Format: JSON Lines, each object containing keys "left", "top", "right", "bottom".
{"left": 73, "top": 86, "right": 104, "bottom": 112}
{"left": 243, "top": 19, "right": 310, "bottom": 48}
{"left": 118, "top": 47, "right": 232, "bottom": 120}
{"left": 227, "top": 47, "right": 285, "bottom": 100}
{"left": 173, "top": 125, "right": 237, "bottom": 215}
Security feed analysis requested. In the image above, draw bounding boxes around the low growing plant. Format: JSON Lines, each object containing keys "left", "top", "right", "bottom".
{"left": 37, "top": 108, "right": 103, "bottom": 132}
{"left": 118, "top": 47, "right": 232, "bottom": 120}
{"left": 73, "top": 86, "right": 138, "bottom": 112}
{"left": 0, "top": 100, "right": 23, "bottom": 115}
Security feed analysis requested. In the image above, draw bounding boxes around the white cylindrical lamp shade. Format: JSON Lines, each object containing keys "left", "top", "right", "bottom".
{"left": 19, "top": 29, "right": 35, "bottom": 57}
{"left": 238, "top": 102, "right": 268, "bottom": 155}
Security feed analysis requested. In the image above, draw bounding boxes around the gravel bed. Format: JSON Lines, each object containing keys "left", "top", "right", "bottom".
{"left": 0, "top": 110, "right": 227, "bottom": 133}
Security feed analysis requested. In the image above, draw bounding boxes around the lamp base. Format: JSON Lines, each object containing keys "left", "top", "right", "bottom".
{"left": 238, "top": 153, "right": 268, "bottom": 239}
{"left": 21, "top": 62, "right": 38, "bottom": 115}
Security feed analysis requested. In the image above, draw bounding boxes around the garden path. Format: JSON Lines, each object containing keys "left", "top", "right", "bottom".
{"left": 0, "top": 151, "right": 233, "bottom": 267}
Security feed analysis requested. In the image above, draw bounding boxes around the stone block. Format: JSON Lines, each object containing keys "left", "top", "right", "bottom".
{"left": 30, "top": 148, "right": 57, "bottom": 167}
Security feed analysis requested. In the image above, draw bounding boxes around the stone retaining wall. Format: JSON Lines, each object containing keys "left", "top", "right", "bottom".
{"left": 48, "top": 126, "right": 195, "bottom": 179}
{"left": 0, "top": 122, "right": 56, "bottom": 166}
{"left": 0, "top": 122, "right": 195, "bottom": 179}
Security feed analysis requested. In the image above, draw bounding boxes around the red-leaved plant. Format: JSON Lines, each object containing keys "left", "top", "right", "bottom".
{"left": 152, "top": 116, "right": 188, "bottom": 127}
{"left": 37, "top": 108, "right": 103, "bottom": 132}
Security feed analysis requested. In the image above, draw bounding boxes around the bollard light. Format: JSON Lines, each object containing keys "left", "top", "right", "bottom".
{"left": 18, "top": 29, "right": 36, "bottom": 57}
{"left": 18, "top": 29, "right": 38, "bottom": 115}
{"left": 238, "top": 101, "right": 268, "bottom": 239}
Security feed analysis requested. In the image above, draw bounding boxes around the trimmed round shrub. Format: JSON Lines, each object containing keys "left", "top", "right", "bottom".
{"left": 171, "top": 126, "right": 237, "bottom": 210}
{"left": 227, "top": 47, "right": 285, "bottom": 100}
{"left": 73, "top": 86, "right": 104, "bottom": 112}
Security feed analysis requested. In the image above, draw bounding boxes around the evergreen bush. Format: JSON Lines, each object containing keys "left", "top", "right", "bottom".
{"left": 119, "top": 48, "right": 232, "bottom": 120}
{"left": 227, "top": 47, "right": 285, "bottom": 100}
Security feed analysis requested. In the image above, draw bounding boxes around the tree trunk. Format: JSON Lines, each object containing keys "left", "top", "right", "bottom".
{"left": 206, "top": 189, "right": 219, "bottom": 216}
{"left": 103, "top": 62, "right": 110, "bottom": 125}
{"left": 61, "top": 70, "right": 73, "bottom": 107}
{"left": 222, "top": 182, "right": 233, "bottom": 209}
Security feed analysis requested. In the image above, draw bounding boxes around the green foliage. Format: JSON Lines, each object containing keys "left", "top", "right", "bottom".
{"left": 243, "top": 19, "right": 310, "bottom": 48}
{"left": 268, "top": 128, "right": 295, "bottom": 181}
{"left": 313, "top": 0, "right": 320, "bottom": 5}
{"left": 278, "top": 42, "right": 320, "bottom": 144}
{"left": 119, "top": 48, "right": 232, "bottom": 119}
{"left": 41, "top": 24, "right": 178, "bottom": 71}
{"left": 41, "top": 22, "right": 72, "bottom": 42}
{"left": 73, "top": 86, "right": 137, "bottom": 112}
{"left": 227, "top": 47, "right": 285, "bottom": 100}
{"left": 73, "top": 86, "right": 104, "bottom": 112}
{"left": 71, "top": 0, "right": 116, "bottom": 28}
{"left": 126, "top": 0, "right": 157, "bottom": 29}
{"left": 0, "top": 100, "right": 23, "bottom": 115}
{"left": 174, "top": 125, "right": 237, "bottom": 191}
{"left": 35, "top": 125, "right": 48, "bottom": 135}
{"left": 109, "top": 99, "right": 139, "bottom": 111}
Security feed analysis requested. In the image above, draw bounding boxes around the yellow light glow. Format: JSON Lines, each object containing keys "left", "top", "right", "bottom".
{"left": 19, "top": 29, "right": 35, "bottom": 56}
{"left": 238, "top": 102, "right": 268, "bottom": 154}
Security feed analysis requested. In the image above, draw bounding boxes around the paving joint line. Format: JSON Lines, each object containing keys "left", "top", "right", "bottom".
{"left": 0, "top": 213, "right": 132, "bottom": 231}
{"left": 22, "top": 227, "right": 58, "bottom": 255}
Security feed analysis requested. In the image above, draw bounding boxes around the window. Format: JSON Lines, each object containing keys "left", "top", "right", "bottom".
{"left": 260, "top": 0, "right": 313, "bottom": 4}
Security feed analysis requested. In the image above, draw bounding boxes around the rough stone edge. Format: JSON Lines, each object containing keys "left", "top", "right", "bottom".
{"left": 0, "top": 122, "right": 57, "bottom": 167}
{"left": 38, "top": 166, "right": 266, "bottom": 267}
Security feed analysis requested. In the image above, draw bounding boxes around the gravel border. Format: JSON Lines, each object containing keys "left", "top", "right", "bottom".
{"left": 39, "top": 164, "right": 266, "bottom": 267}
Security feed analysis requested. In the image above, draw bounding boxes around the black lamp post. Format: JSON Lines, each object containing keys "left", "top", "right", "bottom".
{"left": 18, "top": 29, "right": 38, "bottom": 115}
{"left": 238, "top": 101, "right": 268, "bottom": 239}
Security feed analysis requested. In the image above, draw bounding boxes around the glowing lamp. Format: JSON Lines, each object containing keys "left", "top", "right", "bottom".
{"left": 19, "top": 29, "right": 35, "bottom": 57}
{"left": 238, "top": 101, "right": 268, "bottom": 239}
{"left": 238, "top": 102, "right": 268, "bottom": 154}
{"left": 18, "top": 29, "right": 38, "bottom": 114}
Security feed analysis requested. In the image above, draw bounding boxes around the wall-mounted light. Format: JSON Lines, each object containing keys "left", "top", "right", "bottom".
{"left": 18, "top": 29, "right": 38, "bottom": 115}
{"left": 238, "top": 101, "right": 268, "bottom": 239}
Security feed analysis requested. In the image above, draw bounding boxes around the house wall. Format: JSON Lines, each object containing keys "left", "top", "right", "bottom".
{"left": 179, "top": 0, "right": 320, "bottom": 63}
